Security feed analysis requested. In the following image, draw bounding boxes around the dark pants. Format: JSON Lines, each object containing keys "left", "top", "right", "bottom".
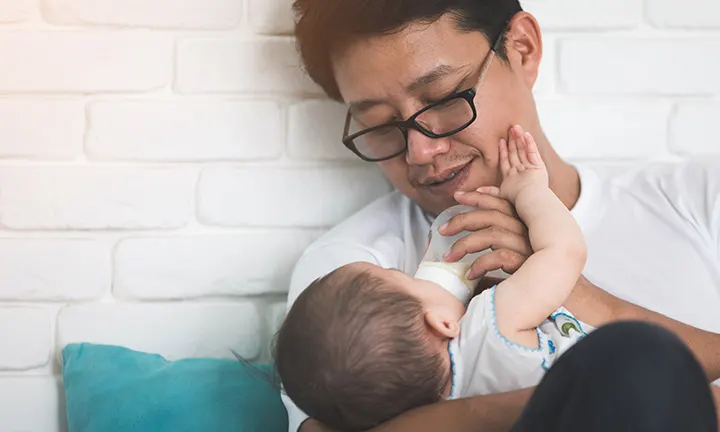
{"left": 510, "top": 321, "right": 718, "bottom": 432}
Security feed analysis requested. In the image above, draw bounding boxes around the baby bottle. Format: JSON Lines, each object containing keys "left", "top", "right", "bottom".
{"left": 414, "top": 205, "right": 492, "bottom": 305}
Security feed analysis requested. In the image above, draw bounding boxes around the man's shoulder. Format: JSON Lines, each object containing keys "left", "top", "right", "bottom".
{"left": 605, "top": 156, "right": 720, "bottom": 187}
{"left": 585, "top": 156, "right": 720, "bottom": 201}
{"left": 587, "top": 157, "right": 720, "bottom": 234}
{"left": 286, "top": 190, "right": 430, "bottom": 306}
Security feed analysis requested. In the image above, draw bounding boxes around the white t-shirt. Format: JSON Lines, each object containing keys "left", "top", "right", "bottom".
{"left": 448, "top": 287, "right": 594, "bottom": 398}
{"left": 283, "top": 158, "right": 720, "bottom": 432}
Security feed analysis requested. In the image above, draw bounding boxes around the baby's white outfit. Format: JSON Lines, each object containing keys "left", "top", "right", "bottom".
{"left": 447, "top": 286, "right": 595, "bottom": 398}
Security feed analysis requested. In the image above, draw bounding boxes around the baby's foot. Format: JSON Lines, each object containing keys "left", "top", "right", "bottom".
{"left": 499, "top": 125, "right": 549, "bottom": 202}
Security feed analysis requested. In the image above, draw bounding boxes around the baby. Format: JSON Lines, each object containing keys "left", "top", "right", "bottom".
{"left": 273, "top": 130, "right": 717, "bottom": 431}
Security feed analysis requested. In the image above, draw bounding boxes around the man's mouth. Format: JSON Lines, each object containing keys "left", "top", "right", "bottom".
{"left": 420, "top": 160, "right": 473, "bottom": 193}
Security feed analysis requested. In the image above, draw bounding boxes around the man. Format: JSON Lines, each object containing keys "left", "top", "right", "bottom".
{"left": 283, "top": 0, "right": 720, "bottom": 431}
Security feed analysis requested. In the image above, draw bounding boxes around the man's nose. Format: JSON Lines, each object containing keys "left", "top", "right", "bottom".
{"left": 405, "top": 129, "right": 450, "bottom": 166}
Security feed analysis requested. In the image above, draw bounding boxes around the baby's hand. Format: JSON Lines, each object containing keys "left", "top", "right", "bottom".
{"left": 498, "top": 125, "right": 549, "bottom": 203}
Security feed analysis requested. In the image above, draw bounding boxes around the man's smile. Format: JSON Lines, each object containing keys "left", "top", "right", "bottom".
{"left": 418, "top": 159, "right": 474, "bottom": 195}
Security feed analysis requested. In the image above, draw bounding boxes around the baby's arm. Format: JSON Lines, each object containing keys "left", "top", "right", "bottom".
{"left": 493, "top": 126, "right": 587, "bottom": 347}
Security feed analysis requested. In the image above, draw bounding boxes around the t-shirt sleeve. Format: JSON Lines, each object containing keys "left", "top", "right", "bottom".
{"left": 282, "top": 242, "right": 385, "bottom": 432}
{"left": 709, "top": 163, "right": 720, "bottom": 257}
{"left": 670, "top": 158, "right": 720, "bottom": 260}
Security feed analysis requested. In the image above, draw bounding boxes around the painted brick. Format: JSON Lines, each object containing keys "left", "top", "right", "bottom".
{"left": 0, "top": 0, "right": 34, "bottom": 23}
{"left": 87, "top": 100, "right": 284, "bottom": 161}
{"left": 114, "top": 231, "right": 321, "bottom": 299}
{"left": 0, "top": 99, "right": 83, "bottom": 159}
{"left": 537, "top": 99, "right": 671, "bottom": 159}
{"left": 0, "top": 168, "right": 194, "bottom": 230}
{"left": 0, "top": 377, "right": 63, "bottom": 432}
{"left": 670, "top": 102, "right": 720, "bottom": 155}
{"left": 198, "top": 166, "right": 391, "bottom": 227}
{"left": 559, "top": 38, "right": 720, "bottom": 95}
{"left": 646, "top": 0, "right": 720, "bottom": 29}
{"left": 0, "top": 32, "right": 171, "bottom": 93}
{"left": 0, "top": 239, "right": 109, "bottom": 300}
{"left": 523, "top": 0, "right": 643, "bottom": 30}
{"left": 176, "top": 38, "right": 320, "bottom": 94}
{"left": 0, "top": 308, "right": 51, "bottom": 370}
{"left": 287, "top": 100, "right": 354, "bottom": 160}
{"left": 43, "top": 0, "right": 243, "bottom": 29}
{"left": 58, "top": 302, "right": 263, "bottom": 360}
{"left": 248, "top": 0, "right": 294, "bottom": 35}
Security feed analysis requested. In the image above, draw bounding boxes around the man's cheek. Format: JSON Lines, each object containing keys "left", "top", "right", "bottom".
{"left": 378, "top": 160, "right": 410, "bottom": 185}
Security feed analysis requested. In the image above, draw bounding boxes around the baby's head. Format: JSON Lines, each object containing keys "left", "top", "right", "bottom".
{"left": 274, "top": 262, "right": 465, "bottom": 431}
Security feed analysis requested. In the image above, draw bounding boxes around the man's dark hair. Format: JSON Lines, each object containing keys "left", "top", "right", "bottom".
{"left": 273, "top": 265, "right": 448, "bottom": 431}
{"left": 293, "top": 0, "right": 524, "bottom": 101}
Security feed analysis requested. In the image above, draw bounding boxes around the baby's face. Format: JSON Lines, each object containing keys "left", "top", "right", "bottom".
{"left": 351, "top": 262, "right": 466, "bottom": 323}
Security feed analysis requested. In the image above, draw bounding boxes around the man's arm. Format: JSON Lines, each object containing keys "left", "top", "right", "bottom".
{"left": 300, "top": 388, "right": 534, "bottom": 432}
{"left": 712, "top": 385, "right": 720, "bottom": 429}
{"left": 565, "top": 275, "right": 720, "bottom": 382}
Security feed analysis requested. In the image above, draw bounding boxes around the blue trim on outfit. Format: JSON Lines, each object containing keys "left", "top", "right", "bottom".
{"left": 448, "top": 343, "right": 457, "bottom": 399}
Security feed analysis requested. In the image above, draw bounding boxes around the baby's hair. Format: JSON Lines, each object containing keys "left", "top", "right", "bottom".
{"left": 273, "top": 263, "right": 448, "bottom": 431}
{"left": 230, "top": 349, "right": 282, "bottom": 392}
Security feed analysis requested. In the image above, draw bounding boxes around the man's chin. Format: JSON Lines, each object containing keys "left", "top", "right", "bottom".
{"left": 412, "top": 195, "right": 458, "bottom": 218}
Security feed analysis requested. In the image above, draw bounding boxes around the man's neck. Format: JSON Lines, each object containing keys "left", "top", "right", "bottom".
{"left": 536, "top": 133, "right": 581, "bottom": 210}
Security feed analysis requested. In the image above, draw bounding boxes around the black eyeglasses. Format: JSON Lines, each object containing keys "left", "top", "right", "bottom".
{"left": 341, "top": 25, "right": 506, "bottom": 162}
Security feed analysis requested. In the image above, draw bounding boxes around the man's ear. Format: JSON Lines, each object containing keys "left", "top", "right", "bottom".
{"left": 505, "top": 11, "right": 543, "bottom": 89}
{"left": 425, "top": 310, "right": 460, "bottom": 339}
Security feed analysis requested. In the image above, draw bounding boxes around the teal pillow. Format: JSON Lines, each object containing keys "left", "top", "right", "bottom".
{"left": 62, "top": 343, "right": 288, "bottom": 432}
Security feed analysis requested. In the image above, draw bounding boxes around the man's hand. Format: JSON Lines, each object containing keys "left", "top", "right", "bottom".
{"left": 439, "top": 187, "right": 532, "bottom": 283}
{"left": 299, "top": 419, "right": 338, "bottom": 432}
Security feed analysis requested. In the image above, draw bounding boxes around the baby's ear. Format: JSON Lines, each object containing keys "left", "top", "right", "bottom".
{"left": 425, "top": 311, "right": 460, "bottom": 339}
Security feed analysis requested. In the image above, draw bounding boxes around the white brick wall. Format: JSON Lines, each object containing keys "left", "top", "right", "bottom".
{"left": 86, "top": 100, "right": 286, "bottom": 161}
{"left": 0, "top": 100, "right": 84, "bottom": 159}
{"left": 0, "top": 33, "right": 172, "bottom": 92}
{"left": 646, "top": 0, "right": 720, "bottom": 28}
{"left": 0, "top": 0, "right": 34, "bottom": 23}
{"left": 43, "top": 0, "right": 244, "bottom": 29}
{"left": 0, "top": 0, "right": 719, "bottom": 431}
{"left": 0, "top": 308, "right": 52, "bottom": 370}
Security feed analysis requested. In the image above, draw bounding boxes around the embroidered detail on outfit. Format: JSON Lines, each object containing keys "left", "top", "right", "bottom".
{"left": 550, "top": 312, "right": 588, "bottom": 338}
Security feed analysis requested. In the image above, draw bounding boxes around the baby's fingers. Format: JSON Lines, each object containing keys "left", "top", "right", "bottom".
{"left": 517, "top": 132, "right": 529, "bottom": 166}
{"left": 508, "top": 131, "right": 521, "bottom": 168}
{"left": 523, "top": 132, "right": 545, "bottom": 168}
{"left": 499, "top": 139, "right": 511, "bottom": 176}
{"left": 475, "top": 186, "right": 501, "bottom": 197}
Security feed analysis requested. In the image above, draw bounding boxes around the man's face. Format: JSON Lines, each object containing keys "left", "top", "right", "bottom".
{"left": 332, "top": 14, "right": 542, "bottom": 215}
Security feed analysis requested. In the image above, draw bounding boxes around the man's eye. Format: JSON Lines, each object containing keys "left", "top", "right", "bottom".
{"left": 425, "top": 87, "right": 463, "bottom": 105}
{"left": 358, "top": 116, "right": 399, "bottom": 128}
